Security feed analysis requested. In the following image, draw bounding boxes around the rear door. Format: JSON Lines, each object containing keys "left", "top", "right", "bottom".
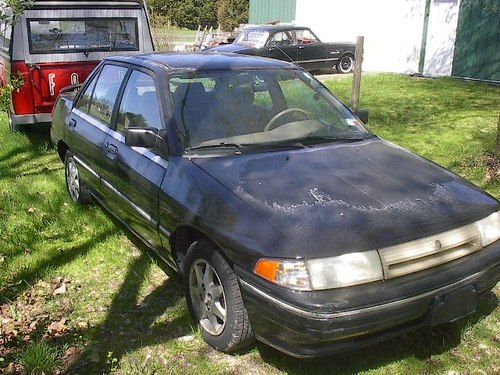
{"left": 66, "top": 63, "right": 128, "bottom": 196}
{"left": 100, "top": 68, "right": 168, "bottom": 252}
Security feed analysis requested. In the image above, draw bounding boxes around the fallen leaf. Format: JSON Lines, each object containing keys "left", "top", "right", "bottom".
{"left": 47, "top": 318, "right": 68, "bottom": 335}
{"left": 53, "top": 283, "right": 67, "bottom": 296}
{"left": 27, "top": 207, "right": 35, "bottom": 213}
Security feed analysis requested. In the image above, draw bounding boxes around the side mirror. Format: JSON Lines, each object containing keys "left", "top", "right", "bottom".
{"left": 125, "top": 127, "right": 162, "bottom": 148}
{"left": 354, "top": 109, "right": 369, "bottom": 124}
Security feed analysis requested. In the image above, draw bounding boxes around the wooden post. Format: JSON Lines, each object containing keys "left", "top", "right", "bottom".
{"left": 349, "top": 36, "right": 364, "bottom": 110}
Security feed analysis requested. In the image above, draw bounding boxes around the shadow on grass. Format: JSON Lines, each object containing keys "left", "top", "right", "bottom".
{"left": 63, "top": 251, "right": 188, "bottom": 374}
{"left": 0, "top": 228, "right": 119, "bottom": 304}
{"left": 256, "top": 291, "right": 498, "bottom": 375}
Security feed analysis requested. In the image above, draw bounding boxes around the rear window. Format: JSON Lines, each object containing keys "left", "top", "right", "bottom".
{"left": 27, "top": 18, "right": 139, "bottom": 54}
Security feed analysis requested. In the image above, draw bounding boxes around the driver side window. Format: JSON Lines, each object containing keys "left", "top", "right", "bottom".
{"left": 268, "top": 31, "right": 292, "bottom": 47}
{"left": 116, "top": 70, "right": 163, "bottom": 134}
{"left": 295, "top": 29, "right": 319, "bottom": 45}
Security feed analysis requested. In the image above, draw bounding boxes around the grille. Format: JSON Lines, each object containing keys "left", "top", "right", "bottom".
{"left": 378, "top": 223, "right": 482, "bottom": 279}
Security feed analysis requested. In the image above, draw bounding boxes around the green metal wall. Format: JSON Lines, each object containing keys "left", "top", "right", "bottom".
{"left": 249, "top": 0, "right": 296, "bottom": 24}
{"left": 452, "top": 0, "right": 500, "bottom": 81}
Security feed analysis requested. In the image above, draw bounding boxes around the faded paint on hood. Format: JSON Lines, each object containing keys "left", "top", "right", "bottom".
{"left": 193, "top": 138, "right": 499, "bottom": 258}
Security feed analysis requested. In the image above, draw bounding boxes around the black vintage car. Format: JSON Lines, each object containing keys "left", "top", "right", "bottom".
{"left": 51, "top": 52, "right": 500, "bottom": 358}
{"left": 210, "top": 25, "right": 356, "bottom": 74}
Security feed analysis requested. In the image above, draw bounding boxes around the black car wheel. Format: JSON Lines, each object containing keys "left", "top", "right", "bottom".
{"left": 64, "top": 151, "right": 92, "bottom": 205}
{"left": 338, "top": 55, "right": 354, "bottom": 74}
{"left": 183, "top": 239, "right": 254, "bottom": 352}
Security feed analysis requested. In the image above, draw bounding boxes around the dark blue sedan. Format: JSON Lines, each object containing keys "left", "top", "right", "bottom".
{"left": 50, "top": 52, "right": 500, "bottom": 357}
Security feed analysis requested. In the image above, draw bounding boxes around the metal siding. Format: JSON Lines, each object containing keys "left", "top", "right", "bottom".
{"left": 452, "top": 0, "right": 500, "bottom": 81}
{"left": 249, "top": 0, "right": 296, "bottom": 24}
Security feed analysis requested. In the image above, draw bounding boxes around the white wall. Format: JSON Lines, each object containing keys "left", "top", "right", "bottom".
{"left": 423, "top": 0, "right": 461, "bottom": 76}
{"left": 294, "top": 0, "right": 460, "bottom": 76}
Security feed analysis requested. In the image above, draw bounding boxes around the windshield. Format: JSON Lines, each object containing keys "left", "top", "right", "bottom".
{"left": 27, "top": 18, "right": 139, "bottom": 54}
{"left": 169, "top": 69, "right": 370, "bottom": 151}
{"left": 234, "top": 29, "right": 269, "bottom": 48}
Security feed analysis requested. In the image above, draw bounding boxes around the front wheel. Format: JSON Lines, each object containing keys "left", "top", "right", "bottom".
{"left": 338, "top": 55, "right": 354, "bottom": 74}
{"left": 64, "top": 151, "right": 92, "bottom": 205}
{"left": 183, "top": 240, "right": 254, "bottom": 352}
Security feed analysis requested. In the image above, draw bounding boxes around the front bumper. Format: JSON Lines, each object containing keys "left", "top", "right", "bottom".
{"left": 237, "top": 240, "right": 500, "bottom": 358}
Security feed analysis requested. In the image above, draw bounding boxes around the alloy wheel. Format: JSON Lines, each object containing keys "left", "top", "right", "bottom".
{"left": 189, "top": 259, "right": 227, "bottom": 335}
{"left": 66, "top": 157, "right": 80, "bottom": 202}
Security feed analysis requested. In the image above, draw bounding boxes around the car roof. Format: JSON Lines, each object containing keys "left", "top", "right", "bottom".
{"left": 106, "top": 52, "right": 299, "bottom": 72}
{"left": 243, "top": 25, "right": 311, "bottom": 32}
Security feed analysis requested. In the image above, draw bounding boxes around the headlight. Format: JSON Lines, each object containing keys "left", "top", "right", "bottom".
{"left": 477, "top": 210, "right": 500, "bottom": 247}
{"left": 253, "top": 250, "right": 383, "bottom": 291}
{"left": 253, "top": 259, "right": 312, "bottom": 291}
{"left": 307, "top": 251, "right": 383, "bottom": 289}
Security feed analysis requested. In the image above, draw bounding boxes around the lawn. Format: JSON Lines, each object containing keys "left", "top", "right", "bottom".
{"left": 0, "top": 74, "right": 499, "bottom": 374}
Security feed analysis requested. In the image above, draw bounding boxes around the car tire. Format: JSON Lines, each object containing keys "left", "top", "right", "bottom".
{"left": 338, "top": 54, "right": 354, "bottom": 74}
{"left": 183, "top": 239, "right": 254, "bottom": 352}
{"left": 64, "top": 151, "right": 92, "bottom": 205}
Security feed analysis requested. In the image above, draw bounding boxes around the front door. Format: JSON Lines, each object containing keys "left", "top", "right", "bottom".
{"left": 100, "top": 69, "right": 167, "bottom": 251}
{"left": 262, "top": 31, "right": 297, "bottom": 64}
{"left": 294, "top": 29, "right": 327, "bottom": 71}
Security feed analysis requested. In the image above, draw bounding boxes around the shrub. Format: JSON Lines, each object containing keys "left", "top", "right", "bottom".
{"left": 18, "top": 342, "right": 60, "bottom": 375}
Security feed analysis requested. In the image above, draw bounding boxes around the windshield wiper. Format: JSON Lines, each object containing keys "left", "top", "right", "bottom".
{"left": 185, "top": 142, "right": 243, "bottom": 152}
{"left": 301, "top": 136, "right": 368, "bottom": 144}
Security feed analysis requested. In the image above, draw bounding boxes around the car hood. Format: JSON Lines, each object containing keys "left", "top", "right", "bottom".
{"left": 192, "top": 138, "right": 499, "bottom": 258}
{"left": 208, "top": 43, "right": 254, "bottom": 54}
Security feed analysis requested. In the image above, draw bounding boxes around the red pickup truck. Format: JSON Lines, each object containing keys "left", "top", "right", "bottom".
{"left": 0, "top": 0, "right": 154, "bottom": 131}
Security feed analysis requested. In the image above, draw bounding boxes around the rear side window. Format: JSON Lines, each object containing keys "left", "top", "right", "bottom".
{"left": 75, "top": 72, "right": 99, "bottom": 112}
{"left": 87, "top": 64, "right": 127, "bottom": 126}
{"left": 27, "top": 18, "right": 139, "bottom": 54}
{"left": 116, "top": 70, "right": 162, "bottom": 133}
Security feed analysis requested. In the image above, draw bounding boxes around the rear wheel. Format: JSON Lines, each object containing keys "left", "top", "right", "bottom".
{"left": 183, "top": 240, "right": 254, "bottom": 352}
{"left": 338, "top": 54, "right": 354, "bottom": 74}
{"left": 64, "top": 151, "right": 92, "bottom": 205}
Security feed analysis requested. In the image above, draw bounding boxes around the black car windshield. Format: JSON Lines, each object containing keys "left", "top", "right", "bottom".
{"left": 233, "top": 29, "right": 269, "bottom": 48}
{"left": 169, "top": 69, "right": 370, "bottom": 150}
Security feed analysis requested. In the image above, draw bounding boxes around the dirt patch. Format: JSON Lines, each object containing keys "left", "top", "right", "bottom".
{"left": 483, "top": 154, "right": 500, "bottom": 181}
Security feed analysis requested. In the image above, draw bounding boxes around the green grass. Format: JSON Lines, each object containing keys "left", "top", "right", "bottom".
{"left": 18, "top": 342, "right": 60, "bottom": 375}
{"left": 0, "top": 74, "right": 499, "bottom": 374}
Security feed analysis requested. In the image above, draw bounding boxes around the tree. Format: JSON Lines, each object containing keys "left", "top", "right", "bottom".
{"left": 147, "top": 0, "right": 218, "bottom": 29}
{"left": 217, "top": 0, "right": 249, "bottom": 31}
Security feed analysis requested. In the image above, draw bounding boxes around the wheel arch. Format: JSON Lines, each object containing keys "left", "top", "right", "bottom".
{"left": 170, "top": 225, "right": 233, "bottom": 272}
{"left": 57, "top": 140, "right": 69, "bottom": 162}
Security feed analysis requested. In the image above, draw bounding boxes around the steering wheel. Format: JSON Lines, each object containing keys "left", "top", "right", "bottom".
{"left": 264, "top": 108, "right": 309, "bottom": 131}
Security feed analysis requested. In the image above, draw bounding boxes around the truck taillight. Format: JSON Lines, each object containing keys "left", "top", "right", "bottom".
{"left": 11, "top": 61, "right": 35, "bottom": 115}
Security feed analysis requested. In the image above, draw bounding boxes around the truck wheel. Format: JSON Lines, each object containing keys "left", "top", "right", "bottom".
{"left": 183, "top": 239, "right": 254, "bottom": 352}
{"left": 338, "top": 55, "right": 354, "bottom": 74}
{"left": 64, "top": 151, "right": 92, "bottom": 205}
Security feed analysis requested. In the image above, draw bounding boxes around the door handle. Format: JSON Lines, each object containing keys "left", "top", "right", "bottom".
{"left": 106, "top": 143, "right": 118, "bottom": 156}
{"left": 69, "top": 118, "right": 77, "bottom": 128}
{"left": 298, "top": 45, "right": 305, "bottom": 49}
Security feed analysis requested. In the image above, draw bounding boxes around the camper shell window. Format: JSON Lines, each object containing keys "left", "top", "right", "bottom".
{"left": 27, "top": 18, "right": 139, "bottom": 54}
